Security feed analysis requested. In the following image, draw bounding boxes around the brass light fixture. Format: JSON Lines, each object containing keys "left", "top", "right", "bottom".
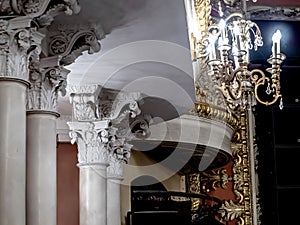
{"left": 206, "top": 12, "right": 286, "bottom": 110}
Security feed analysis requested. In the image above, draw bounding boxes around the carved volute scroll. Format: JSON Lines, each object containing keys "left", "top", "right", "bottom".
{"left": 67, "top": 85, "right": 144, "bottom": 177}
{"left": 47, "top": 22, "right": 105, "bottom": 65}
{"left": 27, "top": 56, "right": 70, "bottom": 111}
{"left": 68, "top": 120, "right": 111, "bottom": 166}
{"left": 0, "top": 18, "right": 44, "bottom": 81}
{"left": 0, "top": 0, "right": 80, "bottom": 26}
{"left": 0, "top": 0, "right": 81, "bottom": 84}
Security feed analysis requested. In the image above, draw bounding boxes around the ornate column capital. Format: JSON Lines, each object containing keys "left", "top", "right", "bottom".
{"left": 0, "top": 0, "right": 80, "bottom": 27}
{"left": 27, "top": 57, "right": 70, "bottom": 112}
{"left": 67, "top": 84, "right": 145, "bottom": 177}
{"left": 107, "top": 138, "right": 132, "bottom": 179}
{"left": 68, "top": 84, "right": 101, "bottom": 121}
{"left": 0, "top": 17, "right": 44, "bottom": 81}
{"left": 68, "top": 120, "right": 111, "bottom": 166}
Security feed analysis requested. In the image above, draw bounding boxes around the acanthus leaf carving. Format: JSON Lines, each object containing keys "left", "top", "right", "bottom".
{"left": 27, "top": 58, "right": 70, "bottom": 111}
{"left": 0, "top": 18, "right": 44, "bottom": 81}
{"left": 0, "top": 0, "right": 80, "bottom": 27}
{"left": 68, "top": 84, "right": 101, "bottom": 121}
{"left": 68, "top": 120, "right": 111, "bottom": 166}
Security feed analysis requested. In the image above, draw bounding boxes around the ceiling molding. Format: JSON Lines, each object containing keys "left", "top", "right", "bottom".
{"left": 248, "top": 5, "right": 300, "bottom": 21}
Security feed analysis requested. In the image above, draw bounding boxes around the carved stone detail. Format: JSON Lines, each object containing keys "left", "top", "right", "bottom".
{"left": 107, "top": 138, "right": 132, "bottom": 179}
{"left": 68, "top": 85, "right": 101, "bottom": 121}
{"left": 68, "top": 120, "right": 111, "bottom": 166}
{"left": 27, "top": 58, "right": 70, "bottom": 111}
{"left": 47, "top": 22, "right": 104, "bottom": 65}
{"left": 0, "top": 18, "right": 44, "bottom": 81}
{"left": 99, "top": 89, "right": 142, "bottom": 120}
{"left": 0, "top": 0, "right": 80, "bottom": 27}
{"left": 68, "top": 84, "right": 145, "bottom": 177}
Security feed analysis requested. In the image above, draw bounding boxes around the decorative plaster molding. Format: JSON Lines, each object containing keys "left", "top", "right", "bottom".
{"left": 0, "top": 0, "right": 80, "bottom": 27}
{"left": 47, "top": 22, "right": 104, "bottom": 65}
{"left": 99, "top": 88, "right": 142, "bottom": 120}
{"left": 0, "top": 18, "right": 44, "bottom": 81}
{"left": 68, "top": 120, "right": 111, "bottom": 166}
{"left": 27, "top": 58, "right": 70, "bottom": 111}
{"left": 68, "top": 84, "right": 101, "bottom": 121}
{"left": 107, "top": 139, "right": 132, "bottom": 179}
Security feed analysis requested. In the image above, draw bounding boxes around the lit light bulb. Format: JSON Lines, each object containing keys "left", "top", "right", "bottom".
{"left": 272, "top": 29, "right": 282, "bottom": 56}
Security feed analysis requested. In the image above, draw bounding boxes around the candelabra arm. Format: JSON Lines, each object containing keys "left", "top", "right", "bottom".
{"left": 251, "top": 69, "right": 281, "bottom": 106}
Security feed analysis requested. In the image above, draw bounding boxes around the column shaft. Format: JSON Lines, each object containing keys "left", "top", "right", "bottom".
{"left": 107, "top": 178, "right": 122, "bottom": 225}
{"left": 0, "top": 78, "right": 28, "bottom": 225}
{"left": 80, "top": 165, "right": 108, "bottom": 225}
{"left": 26, "top": 111, "right": 59, "bottom": 225}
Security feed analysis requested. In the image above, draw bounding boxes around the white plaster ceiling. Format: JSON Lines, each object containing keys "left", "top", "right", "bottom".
{"left": 56, "top": 0, "right": 195, "bottom": 119}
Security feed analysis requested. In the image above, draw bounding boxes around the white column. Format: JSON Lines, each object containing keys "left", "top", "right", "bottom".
{"left": 68, "top": 85, "right": 109, "bottom": 225}
{"left": 80, "top": 164, "right": 108, "bottom": 225}
{"left": 0, "top": 78, "right": 28, "bottom": 225}
{"left": 107, "top": 142, "right": 131, "bottom": 225}
{"left": 0, "top": 16, "right": 43, "bottom": 225}
{"left": 26, "top": 64, "right": 69, "bottom": 225}
{"left": 68, "top": 85, "right": 142, "bottom": 225}
{"left": 26, "top": 111, "right": 59, "bottom": 225}
{"left": 107, "top": 178, "right": 122, "bottom": 225}
{"left": 68, "top": 120, "right": 111, "bottom": 225}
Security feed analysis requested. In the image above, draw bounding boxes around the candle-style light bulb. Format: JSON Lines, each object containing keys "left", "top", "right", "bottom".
{"left": 219, "top": 19, "right": 226, "bottom": 43}
{"left": 208, "top": 34, "right": 217, "bottom": 60}
{"left": 272, "top": 29, "right": 282, "bottom": 57}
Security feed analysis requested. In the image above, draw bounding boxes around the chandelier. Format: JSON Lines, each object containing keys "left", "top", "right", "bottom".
{"left": 206, "top": 12, "right": 286, "bottom": 110}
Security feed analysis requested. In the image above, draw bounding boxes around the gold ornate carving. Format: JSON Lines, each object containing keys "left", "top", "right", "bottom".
{"left": 192, "top": 0, "right": 211, "bottom": 60}
{"left": 192, "top": 102, "right": 239, "bottom": 131}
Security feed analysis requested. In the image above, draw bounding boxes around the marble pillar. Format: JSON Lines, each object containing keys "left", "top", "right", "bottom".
{"left": 68, "top": 85, "right": 109, "bottom": 225}
{"left": 107, "top": 143, "right": 131, "bottom": 225}
{"left": 0, "top": 16, "right": 44, "bottom": 225}
{"left": 80, "top": 164, "right": 108, "bottom": 225}
{"left": 0, "top": 78, "right": 28, "bottom": 225}
{"left": 107, "top": 178, "right": 122, "bottom": 225}
{"left": 26, "top": 111, "right": 60, "bottom": 225}
{"left": 68, "top": 120, "right": 111, "bottom": 225}
{"left": 68, "top": 85, "right": 142, "bottom": 225}
{"left": 26, "top": 63, "right": 69, "bottom": 225}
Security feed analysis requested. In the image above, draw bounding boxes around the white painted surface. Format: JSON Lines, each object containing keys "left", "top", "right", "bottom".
{"left": 26, "top": 112, "right": 59, "bottom": 225}
{"left": 0, "top": 80, "right": 27, "bottom": 225}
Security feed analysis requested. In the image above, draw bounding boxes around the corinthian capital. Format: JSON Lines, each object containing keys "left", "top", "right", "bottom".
{"left": 68, "top": 120, "right": 111, "bottom": 166}
{"left": 0, "top": 18, "right": 44, "bottom": 81}
{"left": 68, "top": 84, "right": 101, "bottom": 121}
{"left": 107, "top": 138, "right": 132, "bottom": 179}
{"left": 27, "top": 56, "right": 70, "bottom": 111}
